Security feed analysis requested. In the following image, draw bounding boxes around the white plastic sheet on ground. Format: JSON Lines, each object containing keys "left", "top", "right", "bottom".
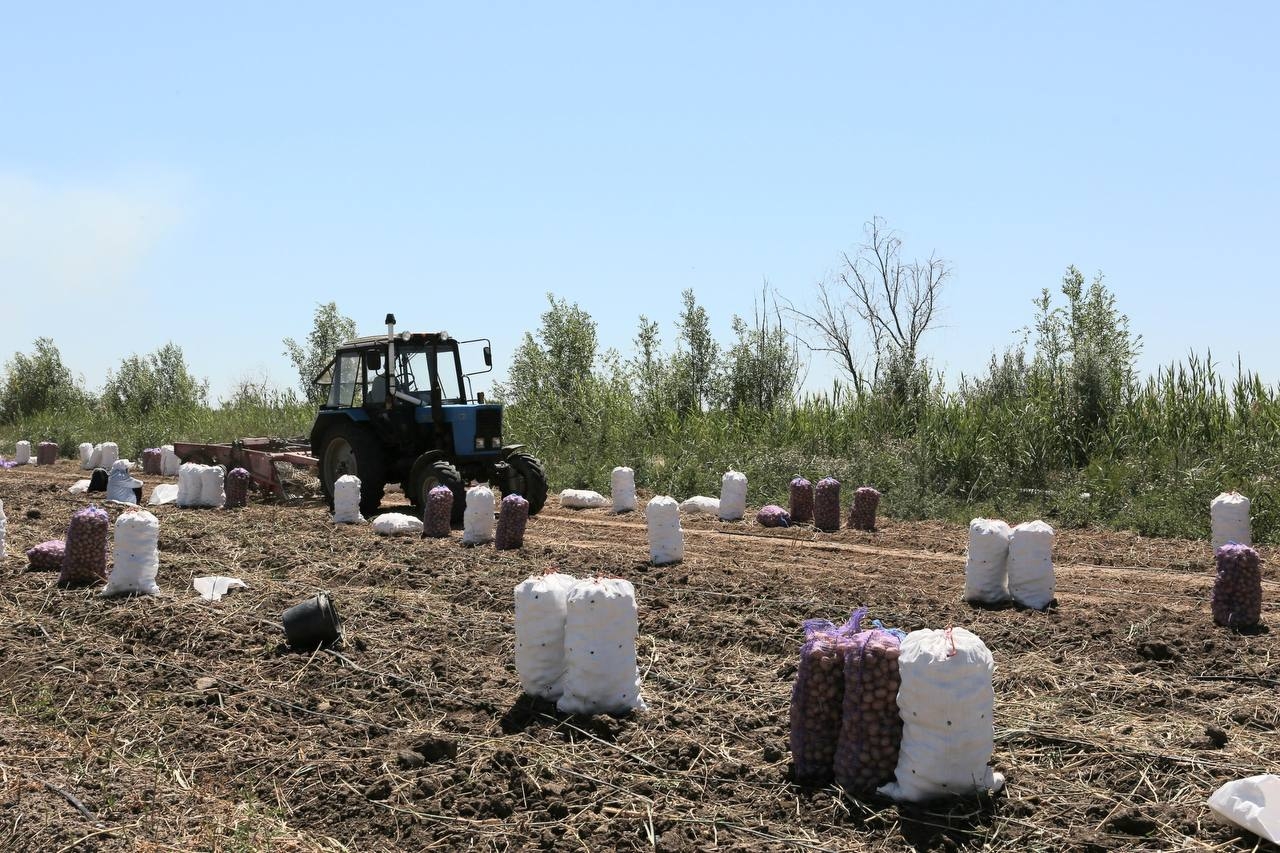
{"left": 646, "top": 495, "right": 683, "bottom": 565}
{"left": 101, "top": 510, "right": 161, "bottom": 597}
{"left": 68, "top": 479, "right": 91, "bottom": 494}
{"left": 1007, "top": 520, "right": 1055, "bottom": 609}
{"left": 1211, "top": 491, "right": 1252, "bottom": 549}
{"left": 193, "top": 576, "right": 249, "bottom": 601}
{"left": 148, "top": 484, "right": 179, "bottom": 506}
{"left": 513, "top": 572, "right": 578, "bottom": 700}
{"left": 964, "top": 518, "right": 1012, "bottom": 604}
{"left": 1208, "top": 774, "right": 1280, "bottom": 844}
{"left": 556, "top": 576, "right": 646, "bottom": 715}
{"left": 879, "top": 627, "right": 1004, "bottom": 802}
{"left": 679, "top": 495, "right": 719, "bottom": 515}
{"left": 560, "top": 489, "right": 609, "bottom": 509}
{"left": 610, "top": 467, "right": 636, "bottom": 513}
{"left": 719, "top": 470, "right": 747, "bottom": 521}
{"left": 371, "top": 512, "right": 424, "bottom": 536}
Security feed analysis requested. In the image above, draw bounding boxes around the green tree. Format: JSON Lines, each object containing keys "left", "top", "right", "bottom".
{"left": 718, "top": 285, "right": 802, "bottom": 411}
{"left": 1031, "top": 266, "right": 1142, "bottom": 463}
{"left": 102, "top": 342, "right": 208, "bottom": 415}
{"left": 0, "top": 337, "right": 88, "bottom": 421}
{"left": 284, "top": 302, "right": 358, "bottom": 405}
{"left": 502, "top": 294, "right": 599, "bottom": 404}
{"left": 672, "top": 289, "right": 719, "bottom": 416}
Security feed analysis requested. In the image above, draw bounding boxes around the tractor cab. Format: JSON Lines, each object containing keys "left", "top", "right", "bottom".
{"left": 308, "top": 314, "right": 547, "bottom": 521}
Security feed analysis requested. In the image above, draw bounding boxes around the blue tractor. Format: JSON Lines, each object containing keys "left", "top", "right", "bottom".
{"left": 309, "top": 314, "right": 547, "bottom": 521}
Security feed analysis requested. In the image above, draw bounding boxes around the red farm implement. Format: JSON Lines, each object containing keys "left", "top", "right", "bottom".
{"left": 172, "top": 438, "right": 318, "bottom": 498}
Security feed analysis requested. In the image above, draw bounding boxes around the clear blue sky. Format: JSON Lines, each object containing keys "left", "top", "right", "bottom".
{"left": 2, "top": 3, "right": 1277, "bottom": 402}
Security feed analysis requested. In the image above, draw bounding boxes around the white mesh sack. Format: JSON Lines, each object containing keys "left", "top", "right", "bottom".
{"left": 15, "top": 441, "right": 31, "bottom": 465}
{"left": 176, "top": 462, "right": 201, "bottom": 507}
{"left": 102, "top": 510, "right": 161, "bottom": 597}
{"left": 719, "top": 470, "right": 748, "bottom": 521}
{"left": 160, "top": 445, "right": 181, "bottom": 476}
{"left": 610, "top": 467, "right": 636, "bottom": 513}
{"left": 372, "top": 512, "right": 424, "bottom": 536}
{"left": 514, "top": 571, "right": 578, "bottom": 700}
{"left": 463, "top": 485, "right": 496, "bottom": 545}
{"left": 199, "top": 465, "right": 225, "bottom": 508}
{"left": 679, "top": 495, "right": 719, "bottom": 515}
{"left": 557, "top": 577, "right": 646, "bottom": 715}
{"left": 106, "top": 460, "right": 143, "bottom": 504}
{"left": 88, "top": 443, "right": 104, "bottom": 469}
{"left": 0, "top": 499, "right": 7, "bottom": 558}
{"left": 1211, "top": 492, "right": 1251, "bottom": 549}
{"left": 879, "top": 627, "right": 1003, "bottom": 802}
{"left": 646, "top": 495, "right": 684, "bottom": 565}
{"left": 560, "top": 489, "right": 609, "bottom": 509}
{"left": 99, "top": 442, "right": 119, "bottom": 469}
{"left": 964, "top": 518, "right": 1012, "bottom": 604}
{"left": 332, "top": 474, "right": 363, "bottom": 524}
{"left": 78, "top": 442, "right": 94, "bottom": 469}
{"left": 1007, "top": 520, "right": 1055, "bottom": 609}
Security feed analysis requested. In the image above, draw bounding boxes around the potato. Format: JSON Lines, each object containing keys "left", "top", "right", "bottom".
{"left": 756, "top": 504, "right": 791, "bottom": 528}
{"left": 1211, "top": 543, "right": 1263, "bottom": 628}
{"left": 423, "top": 485, "right": 454, "bottom": 539}
{"left": 790, "top": 620, "right": 852, "bottom": 783}
{"left": 833, "top": 629, "right": 903, "bottom": 793}
{"left": 789, "top": 477, "right": 814, "bottom": 524}
{"left": 495, "top": 494, "right": 529, "bottom": 550}
{"left": 848, "top": 486, "right": 881, "bottom": 532}
{"left": 814, "top": 478, "right": 841, "bottom": 532}
{"left": 225, "top": 467, "right": 251, "bottom": 508}
{"left": 26, "top": 539, "right": 65, "bottom": 571}
{"left": 58, "top": 506, "right": 110, "bottom": 586}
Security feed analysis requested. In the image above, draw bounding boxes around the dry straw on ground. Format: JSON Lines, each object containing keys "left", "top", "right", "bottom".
{"left": 1, "top": 461, "right": 1278, "bottom": 851}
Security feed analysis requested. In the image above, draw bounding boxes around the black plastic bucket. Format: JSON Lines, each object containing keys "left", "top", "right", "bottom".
{"left": 88, "top": 468, "right": 108, "bottom": 493}
{"left": 282, "top": 593, "right": 342, "bottom": 649}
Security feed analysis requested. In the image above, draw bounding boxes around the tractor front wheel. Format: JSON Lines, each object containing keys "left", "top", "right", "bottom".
{"left": 504, "top": 451, "right": 548, "bottom": 515}
{"left": 408, "top": 455, "right": 466, "bottom": 525}
{"left": 319, "top": 422, "right": 386, "bottom": 517}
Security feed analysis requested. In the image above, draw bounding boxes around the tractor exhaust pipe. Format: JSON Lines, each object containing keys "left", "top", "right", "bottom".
{"left": 384, "top": 313, "right": 396, "bottom": 408}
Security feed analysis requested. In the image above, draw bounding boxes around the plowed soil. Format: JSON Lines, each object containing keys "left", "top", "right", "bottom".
{"left": 2, "top": 462, "right": 1278, "bottom": 852}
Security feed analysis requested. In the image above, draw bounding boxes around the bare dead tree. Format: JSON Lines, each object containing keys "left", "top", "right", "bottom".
{"left": 788, "top": 217, "right": 948, "bottom": 393}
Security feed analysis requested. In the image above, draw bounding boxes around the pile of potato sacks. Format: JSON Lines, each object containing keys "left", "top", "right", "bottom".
{"left": 790, "top": 613, "right": 1002, "bottom": 801}
{"left": 790, "top": 610, "right": 902, "bottom": 791}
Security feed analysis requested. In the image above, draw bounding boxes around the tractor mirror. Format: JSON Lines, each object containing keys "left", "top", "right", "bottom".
{"left": 364, "top": 351, "right": 382, "bottom": 371}
{"left": 483, "top": 346, "right": 492, "bottom": 367}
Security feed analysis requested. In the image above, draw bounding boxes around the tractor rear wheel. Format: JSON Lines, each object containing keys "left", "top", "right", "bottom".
{"left": 504, "top": 451, "right": 548, "bottom": 515}
{"left": 319, "top": 421, "right": 386, "bottom": 517}
{"left": 408, "top": 455, "right": 466, "bottom": 525}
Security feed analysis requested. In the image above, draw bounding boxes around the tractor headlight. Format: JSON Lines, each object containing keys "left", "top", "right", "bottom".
{"left": 490, "top": 436, "right": 503, "bottom": 448}
{"left": 474, "top": 437, "right": 485, "bottom": 450}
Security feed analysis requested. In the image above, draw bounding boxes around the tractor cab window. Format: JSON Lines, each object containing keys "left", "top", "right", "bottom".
{"left": 398, "top": 346, "right": 465, "bottom": 403}
{"left": 328, "top": 352, "right": 364, "bottom": 408}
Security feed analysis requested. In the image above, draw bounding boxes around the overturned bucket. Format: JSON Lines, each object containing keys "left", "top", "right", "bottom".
{"left": 282, "top": 593, "right": 342, "bottom": 650}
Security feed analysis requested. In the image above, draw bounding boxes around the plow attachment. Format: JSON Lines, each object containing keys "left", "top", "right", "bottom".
{"left": 172, "top": 438, "right": 317, "bottom": 498}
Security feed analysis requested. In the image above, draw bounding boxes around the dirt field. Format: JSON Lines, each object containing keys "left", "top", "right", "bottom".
{"left": 2, "top": 462, "right": 1278, "bottom": 852}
